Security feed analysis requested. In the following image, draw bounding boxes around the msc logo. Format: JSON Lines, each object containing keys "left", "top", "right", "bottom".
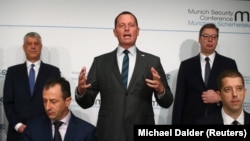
{"left": 0, "top": 69, "right": 7, "bottom": 77}
{"left": 0, "top": 124, "right": 6, "bottom": 131}
{"left": 0, "top": 97, "right": 3, "bottom": 104}
{"left": 235, "top": 11, "right": 250, "bottom": 22}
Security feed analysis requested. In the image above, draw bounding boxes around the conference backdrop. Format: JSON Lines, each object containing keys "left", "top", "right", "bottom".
{"left": 0, "top": 0, "right": 250, "bottom": 140}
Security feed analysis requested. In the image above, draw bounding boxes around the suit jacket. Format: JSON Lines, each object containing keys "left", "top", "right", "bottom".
{"left": 20, "top": 112, "right": 97, "bottom": 141}
{"left": 172, "top": 52, "right": 238, "bottom": 124}
{"left": 76, "top": 48, "right": 173, "bottom": 141}
{"left": 3, "top": 61, "right": 61, "bottom": 141}
{"left": 196, "top": 110, "right": 250, "bottom": 125}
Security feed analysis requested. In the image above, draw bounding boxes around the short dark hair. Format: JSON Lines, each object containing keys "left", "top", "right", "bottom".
{"left": 43, "top": 77, "right": 71, "bottom": 99}
{"left": 199, "top": 23, "right": 219, "bottom": 37}
{"left": 114, "top": 11, "right": 138, "bottom": 28}
{"left": 217, "top": 69, "right": 244, "bottom": 91}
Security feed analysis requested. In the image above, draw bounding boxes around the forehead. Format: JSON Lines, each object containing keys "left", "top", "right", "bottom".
{"left": 117, "top": 14, "right": 136, "bottom": 23}
{"left": 43, "top": 85, "right": 62, "bottom": 97}
{"left": 202, "top": 28, "right": 217, "bottom": 34}
{"left": 222, "top": 77, "right": 243, "bottom": 86}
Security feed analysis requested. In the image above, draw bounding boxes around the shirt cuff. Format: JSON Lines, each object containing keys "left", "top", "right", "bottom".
{"left": 15, "top": 123, "right": 23, "bottom": 131}
{"left": 75, "top": 87, "right": 85, "bottom": 99}
{"left": 157, "top": 88, "right": 165, "bottom": 99}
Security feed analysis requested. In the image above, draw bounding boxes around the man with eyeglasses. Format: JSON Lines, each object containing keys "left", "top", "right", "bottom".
{"left": 172, "top": 23, "right": 238, "bottom": 124}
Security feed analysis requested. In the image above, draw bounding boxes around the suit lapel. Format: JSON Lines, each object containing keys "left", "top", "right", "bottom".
{"left": 193, "top": 55, "right": 205, "bottom": 86}
{"left": 128, "top": 49, "right": 146, "bottom": 89}
{"left": 33, "top": 62, "right": 46, "bottom": 96}
{"left": 21, "top": 62, "right": 33, "bottom": 96}
{"left": 109, "top": 49, "right": 127, "bottom": 89}
{"left": 42, "top": 117, "right": 53, "bottom": 141}
{"left": 64, "top": 113, "right": 77, "bottom": 141}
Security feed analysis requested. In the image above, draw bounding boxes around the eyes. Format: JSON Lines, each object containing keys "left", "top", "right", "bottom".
{"left": 25, "top": 42, "right": 41, "bottom": 46}
{"left": 222, "top": 86, "right": 244, "bottom": 94}
{"left": 201, "top": 34, "right": 218, "bottom": 40}
{"left": 117, "top": 23, "right": 136, "bottom": 28}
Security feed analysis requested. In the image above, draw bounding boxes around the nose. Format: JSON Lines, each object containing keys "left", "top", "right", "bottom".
{"left": 44, "top": 101, "right": 51, "bottom": 110}
{"left": 232, "top": 88, "right": 238, "bottom": 97}
{"left": 125, "top": 25, "right": 129, "bottom": 31}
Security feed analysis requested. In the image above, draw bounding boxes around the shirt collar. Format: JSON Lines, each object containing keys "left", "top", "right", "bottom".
{"left": 51, "top": 111, "right": 71, "bottom": 126}
{"left": 26, "top": 60, "right": 41, "bottom": 68}
{"left": 221, "top": 108, "right": 244, "bottom": 125}
{"left": 200, "top": 52, "right": 215, "bottom": 62}
{"left": 117, "top": 46, "right": 136, "bottom": 57}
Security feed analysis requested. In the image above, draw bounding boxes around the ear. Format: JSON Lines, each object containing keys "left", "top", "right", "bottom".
{"left": 65, "top": 97, "right": 72, "bottom": 107}
{"left": 113, "top": 29, "right": 117, "bottom": 38}
{"left": 137, "top": 27, "right": 140, "bottom": 36}
{"left": 216, "top": 91, "right": 222, "bottom": 101}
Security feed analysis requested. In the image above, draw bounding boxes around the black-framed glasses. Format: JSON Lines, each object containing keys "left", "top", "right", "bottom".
{"left": 201, "top": 34, "right": 218, "bottom": 40}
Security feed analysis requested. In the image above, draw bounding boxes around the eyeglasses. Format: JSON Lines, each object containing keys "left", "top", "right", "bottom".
{"left": 201, "top": 34, "right": 218, "bottom": 40}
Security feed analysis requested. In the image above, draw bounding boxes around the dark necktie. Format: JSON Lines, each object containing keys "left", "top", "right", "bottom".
{"left": 53, "top": 121, "right": 63, "bottom": 141}
{"left": 122, "top": 50, "right": 129, "bottom": 88}
{"left": 232, "top": 120, "right": 239, "bottom": 125}
{"left": 29, "top": 64, "right": 35, "bottom": 95}
{"left": 204, "top": 57, "right": 210, "bottom": 86}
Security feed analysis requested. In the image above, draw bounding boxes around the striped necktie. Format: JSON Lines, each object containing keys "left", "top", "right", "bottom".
{"left": 121, "top": 50, "right": 129, "bottom": 88}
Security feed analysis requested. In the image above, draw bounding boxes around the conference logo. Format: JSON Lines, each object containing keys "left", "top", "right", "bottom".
{"left": 0, "top": 97, "right": 6, "bottom": 132}
{"left": 0, "top": 97, "right": 3, "bottom": 105}
{"left": 235, "top": 11, "right": 249, "bottom": 22}
{"left": 0, "top": 69, "right": 7, "bottom": 78}
{"left": 0, "top": 123, "right": 6, "bottom": 132}
{"left": 187, "top": 9, "right": 250, "bottom": 28}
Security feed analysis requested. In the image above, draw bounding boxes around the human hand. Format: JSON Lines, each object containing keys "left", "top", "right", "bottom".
{"left": 201, "top": 89, "right": 220, "bottom": 103}
{"left": 145, "top": 67, "right": 164, "bottom": 94}
{"left": 77, "top": 66, "right": 91, "bottom": 95}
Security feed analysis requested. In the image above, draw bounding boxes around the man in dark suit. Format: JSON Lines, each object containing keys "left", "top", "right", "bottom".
{"left": 3, "top": 32, "right": 61, "bottom": 141}
{"left": 197, "top": 69, "right": 250, "bottom": 125}
{"left": 172, "top": 23, "right": 238, "bottom": 124}
{"left": 20, "top": 77, "right": 96, "bottom": 141}
{"left": 75, "top": 11, "right": 173, "bottom": 141}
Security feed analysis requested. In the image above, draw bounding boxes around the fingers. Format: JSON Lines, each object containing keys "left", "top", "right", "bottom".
{"left": 151, "top": 67, "right": 161, "bottom": 80}
{"left": 146, "top": 67, "right": 164, "bottom": 93}
{"left": 79, "top": 66, "right": 86, "bottom": 81}
{"left": 77, "top": 66, "right": 90, "bottom": 94}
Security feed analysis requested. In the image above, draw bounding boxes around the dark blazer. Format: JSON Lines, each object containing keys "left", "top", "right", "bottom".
{"left": 20, "top": 112, "right": 97, "bottom": 141}
{"left": 172, "top": 52, "right": 238, "bottom": 124}
{"left": 3, "top": 61, "right": 61, "bottom": 141}
{"left": 76, "top": 48, "right": 173, "bottom": 141}
{"left": 196, "top": 110, "right": 250, "bottom": 125}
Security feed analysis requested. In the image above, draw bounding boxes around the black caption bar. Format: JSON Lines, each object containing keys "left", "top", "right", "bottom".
{"left": 134, "top": 125, "right": 250, "bottom": 140}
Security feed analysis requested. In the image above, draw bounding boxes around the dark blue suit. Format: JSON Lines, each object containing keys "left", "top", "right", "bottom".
{"left": 3, "top": 61, "right": 61, "bottom": 141}
{"left": 172, "top": 52, "right": 238, "bottom": 124}
{"left": 196, "top": 110, "right": 250, "bottom": 125}
{"left": 20, "top": 112, "right": 97, "bottom": 141}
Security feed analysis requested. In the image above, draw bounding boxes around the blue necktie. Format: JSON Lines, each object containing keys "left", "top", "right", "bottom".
{"left": 205, "top": 57, "right": 210, "bottom": 86}
{"left": 53, "top": 121, "right": 63, "bottom": 141}
{"left": 122, "top": 50, "right": 129, "bottom": 88}
{"left": 29, "top": 64, "right": 35, "bottom": 95}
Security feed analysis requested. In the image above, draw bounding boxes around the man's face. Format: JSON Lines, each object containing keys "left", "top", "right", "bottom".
{"left": 113, "top": 14, "right": 139, "bottom": 49}
{"left": 23, "top": 37, "right": 42, "bottom": 62}
{"left": 43, "top": 84, "right": 71, "bottom": 121}
{"left": 199, "top": 28, "right": 218, "bottom": 56}
{"left": 219, "top": 77, "right": 246, "bottom": 114}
